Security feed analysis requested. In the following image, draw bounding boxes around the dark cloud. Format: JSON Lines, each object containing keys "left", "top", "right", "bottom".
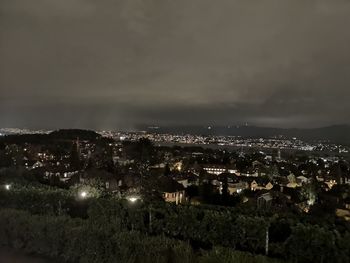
{"left": 1, "top": 0, "right": 350, "bottom": 129}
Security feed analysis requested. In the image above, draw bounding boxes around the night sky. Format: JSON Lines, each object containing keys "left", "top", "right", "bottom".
{"left": 1, "top": 0, "right": 350, "bottom": 130}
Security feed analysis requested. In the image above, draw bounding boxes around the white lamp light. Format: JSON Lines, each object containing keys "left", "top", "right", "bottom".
{"left": 80, "top": 191, "right": 87, "bottom": 198}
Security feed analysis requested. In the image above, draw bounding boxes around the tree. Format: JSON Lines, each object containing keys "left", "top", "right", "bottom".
{"left": 69, "top": 142, "right": 81, "bottom": 170}
{"left": 300, "top": 178, "right": 320, "bottom": 206}
{"left": 164, "top": 163, "right": 171, "bottom": 177}
{"left": 267, "top": 164, "right": 279, "bottom": 181}
{"left": 0, "top": 150, "right": 12, "bottom": 168}
{"left": 221, "top": 173, "right": 229, "bottom": 200}
{"left": 286, "top": 224, "right": 337, "bottom": 263}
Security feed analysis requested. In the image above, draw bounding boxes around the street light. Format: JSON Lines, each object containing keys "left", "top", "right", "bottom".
{"left": 126, "top": 195, "right": 142, "bottom": 231}
{"left": 4, "top": 184, "right": 11, "bottom": 190}
{"left": 80, "top": 191, "right": 88, "bottom": 199}
{"left": 128, "top": 197, "right": 139, "bottom": 203}
{"left": 126, "top": 194, "right": 142, "bottom": 203}
{"left": 126, "top": 195, "right": 153, "bottom": 233}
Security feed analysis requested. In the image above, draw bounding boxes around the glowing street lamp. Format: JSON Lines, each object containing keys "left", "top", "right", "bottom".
{"left": 4, "top": 184, "right": 11, "bottom": 190}
{"left": 126, "top": 195, "right": 141, "bottom": 203}
{"left": 126, "top": 195, "right": 153, "bottom": 232}
{"left": 80, "top": 191, "right": 88, "bottom": 199}
{"left": 128, "top": 197, "right": 138, "bottom": 203}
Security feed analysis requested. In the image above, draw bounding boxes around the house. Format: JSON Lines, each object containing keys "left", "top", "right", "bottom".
{"left": 257, "top": 190, "right": 293, "bottom": 210}
{"left": 257, "top": 192, "right": 273, "bottom": 209}
{"left": 250, "top": 179, "right": 273, "bottom": 191}
{"left": 227, "top": 181, "right": 248, "bottom": 194}
{"left": 227, "top": 167, "right": 239, "bottom": 175}
{"left": 117, "top": 172, "right": 141, "bottom": 192}
{"left": 324, "top": 179, "right": 337, "bottom": 190}
{"left": 252, "top": 160, "right": 263, "bottom": 167}
{"left": 176, "top": 178, "right": 190, "bottom": 188}
{"left": 240, "top": 169, "right": 259, "bottom": 177}
{"left": 155, "top": 176, "right": 186, "bottom": 204}
{"left": 113, "top": 157, "right": 134, "bottom": 166}
{"left": 43, "top": 164, "right": 79, "bottom": 184}
{"left": 265, "top": 182, "right": 274, "bottom": 190}
{"left": 203, "top": 165, "right": 238, "bottom": 176}
{"left": 339, "top": 175, "right": 350, "bottom": 185}
{"left": 163, "top": 191, "right": 185, "bottom": 204}
{"left": 174, "top": 173, "right": 199, "bottom": 188}
{"left": 105, "top": 179, "right": 121, "bottom": 194}
{"left": 217, "top": 173, "right": 239, "bottom": 183}
{"left": 149, "top": 163, "right": 166, "bottom": 169}
{"left": 296, "top": 176, "right": 309, "bottom": 185}
{"left": 203, "top": 165, "right": 227, "bottom": 175}
{"left": 336, "top": 209, "right": 350, "bottom": 221}
{"left": 286, "top": 182, "right": 299, "bottom": 188}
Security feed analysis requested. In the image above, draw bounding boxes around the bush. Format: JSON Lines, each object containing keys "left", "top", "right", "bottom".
{"left": 1, "top": 186, "right": 349, "bottom": 262}
{"left": 285, "top": 224, "right": 341, "bottom": 263}
{"left": 0, "top": 208, "right": 282, "bottom": 263}
{"left": 199, "top": 247, "right": 282, "bottom": 263}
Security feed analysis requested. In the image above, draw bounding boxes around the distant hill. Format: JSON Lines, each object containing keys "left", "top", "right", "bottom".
{"left": 0, "top": 129, "right": 102, "bottom": 145}
{"left": 143, "top": 125, "right": 350, "bottom": 144}
{"left": 49, "top": 129, "right": 101, "bottom": 141}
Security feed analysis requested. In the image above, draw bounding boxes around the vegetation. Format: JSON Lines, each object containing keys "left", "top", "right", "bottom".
{"left": 0, "top": 186, "right": 349, "bottom": 262}
{"left": 0, "top": 208, "right": 283, "bottom": 263}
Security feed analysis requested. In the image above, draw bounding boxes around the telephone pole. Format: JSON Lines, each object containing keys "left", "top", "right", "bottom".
{"left": 265, "top": 225, "right": 269, "bottom": 256}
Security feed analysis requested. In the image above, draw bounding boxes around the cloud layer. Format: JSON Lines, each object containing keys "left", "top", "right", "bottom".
{"left": 1, "top": 0, "right": 350, "bottom": 129}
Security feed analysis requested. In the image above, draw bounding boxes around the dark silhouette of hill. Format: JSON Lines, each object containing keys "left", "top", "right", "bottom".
{"left": 0, "top": 129, "right": 101, "bottom": 145}
{"left": 49, "top": 129, "right": 101, "bottom": 141}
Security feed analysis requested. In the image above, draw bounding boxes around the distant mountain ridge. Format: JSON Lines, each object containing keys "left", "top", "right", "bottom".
{"left": 143, "top": 124, "right": 350, "bottom": 144}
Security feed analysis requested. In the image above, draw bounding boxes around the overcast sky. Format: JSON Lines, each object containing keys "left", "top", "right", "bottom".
{"left": 1, "top": 0, "right": 350, "bottom": 130}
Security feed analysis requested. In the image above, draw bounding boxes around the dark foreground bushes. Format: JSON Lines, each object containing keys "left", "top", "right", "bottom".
{"left": 0, "top": 186, "right": 73, "bottom": 215}
{"left": 0, "top": 208, "right": 282, "bottom": 263}
{"left": 1, "top": 187, "right": 350, "bottom": 262}
{"left": 86, "top": 200, "right": 350, "bottom": 262}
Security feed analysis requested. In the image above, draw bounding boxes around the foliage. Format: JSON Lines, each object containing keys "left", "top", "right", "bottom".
{"left": 0, "top": 208, "right": 281, "bottom": 263}
{"left": 1, "top": 185, "right": 350, "bottom": 262}
{"left": 0, "top": 184, "right": 73, "bottom": 215}
{"left": 285, "top": 224, "right": 342, "bottom": 263}
{"left": 199, "top": 247, "right": 282, "bottom": 263}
